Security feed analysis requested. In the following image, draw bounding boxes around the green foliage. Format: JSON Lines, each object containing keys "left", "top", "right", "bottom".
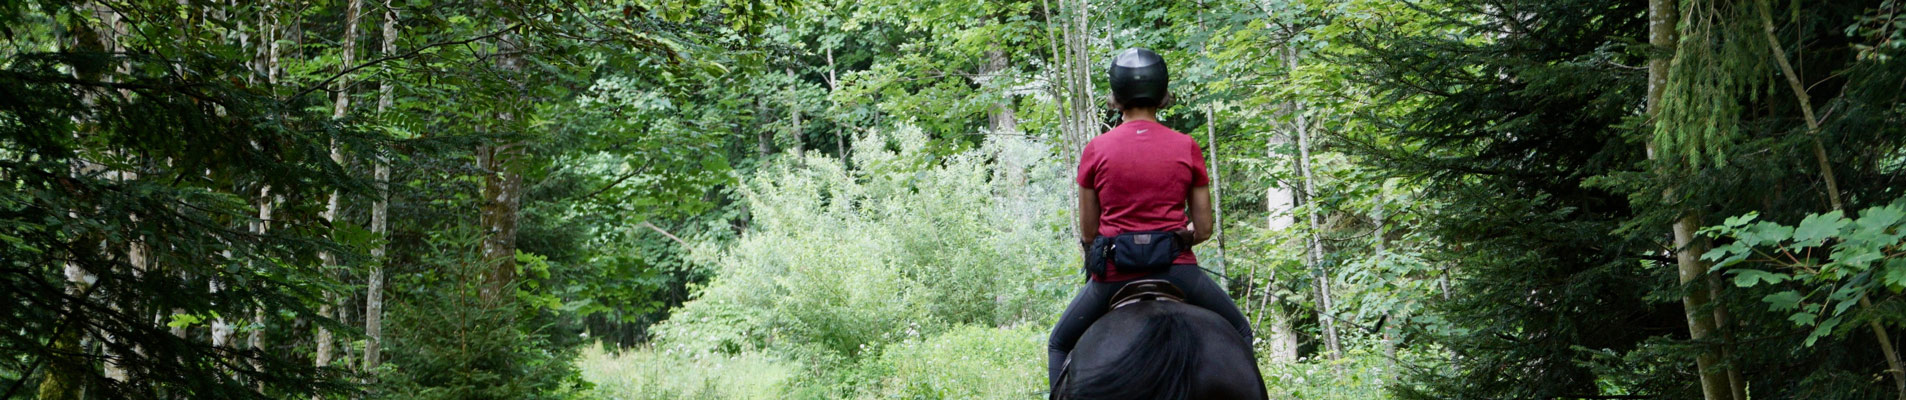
{"left": 1702, "top": 200, "right": 1906, "bottom": 346}
{"left": 1652, "top": 0, "right": 1774, "bottom": 168}
{"left": 371, "top": 229, "right": 585, "bottom": 400}
{"left": 653, "top": 127, "right": 1074, "bottom": 363}
{"left": 851, "top": 323, "right": 1047, "bottom": 399}
{"left": 576, "top": 344, "right": 795, "bottom": 400}
{"left": 1261, "top": 350, "right": 1410, "bottom": 400}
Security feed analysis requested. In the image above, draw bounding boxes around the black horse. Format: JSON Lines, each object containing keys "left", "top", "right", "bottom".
{"left": 1053, "top": 295, "right": 1267, "bottom": 400}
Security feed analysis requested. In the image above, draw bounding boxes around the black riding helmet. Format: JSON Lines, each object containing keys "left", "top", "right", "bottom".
{"left": 1108, "top": 48, "right": 1169, "bottom": 109}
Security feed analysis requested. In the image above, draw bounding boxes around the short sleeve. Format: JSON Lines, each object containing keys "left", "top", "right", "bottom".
{"left": 1076, "top": 143, "right": 1099, "bottom": 188}
{"left": 1188, "top": 140, "right": 1210, "bottom": 187}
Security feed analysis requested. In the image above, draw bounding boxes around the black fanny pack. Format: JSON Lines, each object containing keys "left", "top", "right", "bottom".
{"left": 1084, "top": 231, "right": 1183, "bottom": 277}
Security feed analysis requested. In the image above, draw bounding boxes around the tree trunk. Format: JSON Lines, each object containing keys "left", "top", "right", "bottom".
{"left": 825, "top": 47, "right": 848, "bottom": 166}
{"left": 755, "top": 97, "right": 773, "bottom": 157}
{"left": 786, "top": 67, "right": 804, "bottom": 159}
{"left": 477, "top": 142, "right": 523, "bottom": 301}
{"left": 94, "top": 2, "right": 139, "bottom": 383}
{"left": 363, "top": 0, "right": 397, "bottom": 373}
{"left": 1070, "top": 0, "right": 1091, "bottom": 134}
{"left": 1707, "top": 275, "right": 1748, "bottom": 400}
{"left": 1288, "top": 46, "right": 1341, "bottom": 361}
{"left": 315, "top": 0, "right": 363, "bottom": 374}
{"left": 985, "top": 49, "right": 1018, "bottom": 134}
{"left": 479, "top": 15, "right": 524, "bottom": 302}
{"left": 1040, "top": 0, "right": 1094, "bottom": 154}
{"left": 42, "top": 7, "right": 114, "bottom": 396}
{"left": 248, "top": 187, "right": 276, "bottom": 392}
{"left": 1204, "top": 106, "right": 1226, "bottom": 278}
{"left": 1648, "top": 2, "right": 1730, "bottom": 398}
{"left": 1255, "top": 103, "right": 1301, "bottom": 363}
{"left": 1673, "top": 213, "right": 1731, "bottom": 400}
{"left": 1374, "top": 185, "right": 1401, "bottom": 381}
{"left": 247, "top": 4, "right": 288, "bottom": 390}
{"left": 1438, "top": 260, "right": 1459, "bottom": 375}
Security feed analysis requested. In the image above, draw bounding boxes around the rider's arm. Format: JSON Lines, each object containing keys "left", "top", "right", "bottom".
{"left": 1079, "top": 187, "right": 1101, "bottom": 248}
{"left": 1185, "top": 186, "right": 1213, "bottom": 246}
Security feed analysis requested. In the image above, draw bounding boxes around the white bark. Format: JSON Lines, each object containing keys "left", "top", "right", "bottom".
{"left": 786, "top": 67, "right": 804, "bottom": 159}
{"left": 1253, "top": 90, "right": 1300, "bottom": 364}
{"left": 316, "top": 0, "right": 363, "bottom": 373}
{"left": 986, "top": 49, "right": 1019, "bottom": 134}
{"left": 364, "top": 0, "right": 397, "bottom": 372}
{"left": 1041, "top": 0, "right": 1095, "bottom": 154}
{"left": 89, "top": 3, "right": 139, "bottom": 382}
{"left": 248, "top": 186, "right": 276, "bottom": 391}
{"left": 1289, "top": 46, "right": 1342, "bottom": 361}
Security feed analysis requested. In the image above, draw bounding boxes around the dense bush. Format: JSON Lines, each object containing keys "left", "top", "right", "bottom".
{"left": 853, "top": 323, "right": 1048, "bottom": 399}
{"left": 652, "top": 127, "right": 1076, "bottom": 365}
{"left": 576, "top": 344, "right": 794, "bottom": 399}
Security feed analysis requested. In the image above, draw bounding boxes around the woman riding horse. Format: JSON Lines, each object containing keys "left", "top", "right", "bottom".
{"left": 1048, "top": 47, "right": 1257, "bottom": 388}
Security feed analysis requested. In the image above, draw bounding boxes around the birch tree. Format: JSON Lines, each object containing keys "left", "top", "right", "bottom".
{"left": 363, "top": 0, "right": 398, "bottom": 373}
{"left": 316, "top": 0, "right": 364, "bottom": 373}
{"left": 1287, "top": 46, "right": 1342, "bottom": 361}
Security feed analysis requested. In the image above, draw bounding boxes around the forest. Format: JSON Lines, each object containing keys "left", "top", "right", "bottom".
{"left": 2, "top": 0, "right": 1904, "bottom": 398}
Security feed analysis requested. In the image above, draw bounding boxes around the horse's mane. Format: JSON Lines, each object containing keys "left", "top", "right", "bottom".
{"left": 1060, "top": 303, "right": 1203, "bottom": 400}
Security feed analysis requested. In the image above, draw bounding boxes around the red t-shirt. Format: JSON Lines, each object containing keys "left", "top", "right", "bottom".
{"left": 1077, "top": 119, "right": 1209, "bottom": 282}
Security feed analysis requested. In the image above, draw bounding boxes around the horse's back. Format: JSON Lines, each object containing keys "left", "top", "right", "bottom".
{"left": 1064, "top": 301, "right": 1265, "bottom": 400}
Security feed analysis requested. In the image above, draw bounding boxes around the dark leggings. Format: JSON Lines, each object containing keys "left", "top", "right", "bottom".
{"left": 1046, "top": 264, "right": 1254, "bottom": 386}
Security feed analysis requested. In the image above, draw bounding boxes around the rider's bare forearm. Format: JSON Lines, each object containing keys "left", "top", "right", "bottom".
{"left": 1187, "top": 186, "right": 1214, "bottom": 246}
{"left": 1079, "top": 187, "right": 1101, "bottom": 247}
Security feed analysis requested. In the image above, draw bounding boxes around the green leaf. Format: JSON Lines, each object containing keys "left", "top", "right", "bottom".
{"left": 1884, "top": 258, "right": 1906, "bottom": 292}
{"left": 1789, "top": 311, "right": 1819, "bottom": 327}
{"left": 1854, "top": 204, "right": 1906, "bottom": 231}
{"left": 1791, "top": 211, "right": 1847, "bottom": 248}
{"left": 167, "top": 313, "right": 204, "bottom": 329}
{"left": 1730, "top": 269, "right": 1791, "bottom": 287}
{"left": 1705, "top": 244, "right": 1750, "bottom": 270}
{"left": 1722, "top": 212, "right": 1759, "bottom": 228}
{"left": 1829, "top": 247, "right": 1882, "bottom": 269}
{"left": 1763, "top": 291, "right": 1805, "bottom": 311}
{"left": 1701, "top": 243, "right": 1741, "bottom": 262}
{"left": 1743, "top": 221, "right": 1794, "bottom": 247}
{"left": 1804, "top": 316, "right": 1843, "bottom": 347}
{"left": 1832, "top": 295, "right": 1860, "bottom": 316}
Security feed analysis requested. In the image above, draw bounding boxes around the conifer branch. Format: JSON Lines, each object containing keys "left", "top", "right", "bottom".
{"left": 290, "top": 24, "right": 522, "bottom": 101}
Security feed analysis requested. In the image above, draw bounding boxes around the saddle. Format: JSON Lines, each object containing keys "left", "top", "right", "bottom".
{"left": 1107, "top": 279, "right": 1185, "bottom": 310}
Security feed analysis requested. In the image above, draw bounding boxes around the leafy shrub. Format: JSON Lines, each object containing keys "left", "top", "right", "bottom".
{"left": 575, "top": 344, "right": 794, "bottom": 400}
{"left": 1262, "top": 349, "right": 1403, "bottom": 400}
{"left": 651, "top": 127, "right": 1076, "bottom": 364}
{"left": 854, "top": 323, "right": 1048, "bottom": 399}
